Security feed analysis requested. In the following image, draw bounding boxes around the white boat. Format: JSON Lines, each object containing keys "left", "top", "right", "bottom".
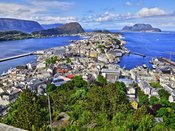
{"left": 143, "top": 64, "right": 147, "bottom": 68}
{"left": 152, "top": 65, "right": 156, "bottom": 69}
{"left": 1, "top": 71, "right": 8, "bottom": 76}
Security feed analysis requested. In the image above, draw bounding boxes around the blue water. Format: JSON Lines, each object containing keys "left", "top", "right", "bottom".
{"left": 0, "top": 32, "right": 175, "bottom": 74}
{"left": 119, "top": 32, "right": 175, "bottom": 69}
{"left": 0, "top": 36, "right": 81, "bottom": 74}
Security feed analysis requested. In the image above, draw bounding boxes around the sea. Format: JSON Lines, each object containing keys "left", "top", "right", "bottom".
{"left": 0, "top": 31, "right": 175, "bottom": 74}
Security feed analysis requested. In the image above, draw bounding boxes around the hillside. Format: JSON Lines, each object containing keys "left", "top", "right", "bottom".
{"left": 33, "top": 22, "right": 85, "bottom": 36}
{"left": 0, "top": 18, "right": 43, "bottom": 33}
{"left": 0, "top": 30, "right": 33, "bottom": 41}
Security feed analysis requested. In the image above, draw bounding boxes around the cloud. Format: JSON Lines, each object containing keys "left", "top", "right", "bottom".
{"left": 30, "top": 0, "right": 74, "bottom": 11}
{"left": 136, "top": 7, "right": 166, "bottom": 17}
{"left": 125, "top": 1, "right": 132, "bottom": 6}
{"left": 35, "top": 16, "right": 78, "bottom": 24}
{"left": 95, "top": 12, "right": 119, "bottom": 22}
{"left": 0, "top": 1, "right": 75, "bottom": 23}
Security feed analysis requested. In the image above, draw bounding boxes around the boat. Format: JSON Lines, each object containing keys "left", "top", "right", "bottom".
{"left": 1, "top": 71, "right": 8, "bottom": 76}
{"left": 143, "top": 64, "right": 147, "bottom": 68}
{"left": 152, "top": 65, "right": 156, "bottom": 69}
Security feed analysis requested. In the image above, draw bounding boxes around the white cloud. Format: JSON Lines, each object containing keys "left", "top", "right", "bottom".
{"left": 30, "top": 1, "right": 74, "bottom": 11}
{"left": 125, "top": 1, "right": 132, "bottom": 6}
{"left": 0, "top": 1, "right": 75, "bottom": 24}
{"left": 36, "top": 16, "right": 78, "bottom": 24}
{"left": 0, "top": 3, "right": 45, "bottom": 20}
{"left": 96, "top": 12, "right": 119, "bottom": 22}
{"left": 136, "top": 7, "right": 166, "bottom": 17}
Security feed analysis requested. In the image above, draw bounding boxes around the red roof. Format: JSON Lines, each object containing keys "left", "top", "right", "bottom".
{"left": 66, "top": 74, "right": 75, "bottom": 79}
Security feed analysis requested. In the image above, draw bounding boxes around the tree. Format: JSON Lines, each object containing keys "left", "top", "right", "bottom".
{"left": 151, "top": 123, "right": 167, "bottom": 131}
{"left": 72, "top": 76, "right": 88, "bottom": 89}
{"left": 97, "top": 75, "right": 107, "bottom": 86}
{"left": 4, "top": 89, "right": 48, "bottom": 130}
{"left": 149, "top": 96, "right": 159, "bottom": 105}
{"left": 157, "top": 108, "right": 168, "bottom": 117}
{"left": 46, "top": 84, "right": 57, "bottom": 93}
{"left": 158, "top": 89, "right": 170, "bottom": 100}
{"left": 150, "top": 82, "right": 162, "bottom": 88}
{"left": 137, "top": 88, "right": 149, "bottom": 105}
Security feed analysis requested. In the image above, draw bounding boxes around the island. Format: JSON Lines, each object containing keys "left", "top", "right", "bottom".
{"left": 122, "top": 23, "right": 161, "bottom": 32}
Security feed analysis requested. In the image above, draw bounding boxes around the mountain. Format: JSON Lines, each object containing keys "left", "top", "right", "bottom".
{"left": 33, "top": 22, "right": 85, "bottom": 36}
{"left": 0, "top": 30, "right": 33, "bottom": 41}
{"left": 42, "top": 23, "right": 64, "bottom": 29}
{"left": 0, "top": 18, "right": 43, "bottom": 33}
{"left": 122, "top": 24, "right": 161, "bottom": 32}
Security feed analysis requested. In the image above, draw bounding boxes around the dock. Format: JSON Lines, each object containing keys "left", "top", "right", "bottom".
{"left": 0, "top": 51, "right": 43, "bottom": 62}
{"left": 159, "top": 57, "right": 175, "bottom": 66}
{"left": 129, "top": 51, "right": 146, "bottom": 57}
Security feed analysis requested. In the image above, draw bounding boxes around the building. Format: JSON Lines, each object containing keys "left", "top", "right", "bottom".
{"left": 101, "top": 69, "right": 120, "bottom": 83}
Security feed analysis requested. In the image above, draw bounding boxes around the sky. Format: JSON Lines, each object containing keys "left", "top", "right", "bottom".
{"left": 0, "top": 0, "right": 175, "bottom": 30}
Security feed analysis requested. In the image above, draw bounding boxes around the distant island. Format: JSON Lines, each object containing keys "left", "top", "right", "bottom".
{"left": 122, "top": 24, "right": 161, "bottom": 32}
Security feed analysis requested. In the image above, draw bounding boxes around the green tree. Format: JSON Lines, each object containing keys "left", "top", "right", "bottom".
{"left": 137, "top": 88, "right": 149, "bottom": 105}
{"left": 149, "top": 96, "right": 159, "bottom": 105}
{"left": 151, "top": 123, "right": 167, "bottom": 131}
{"left": 150, "top": 82, "right": 163, "bottom": 88}
{"left": 46, "top": 84, "right": 57, "bottom": 93}
{"left": 4, "top": 89, "right": 48, "bottom": 130}
{"left": 97, "top": 75, "right": 107, "bottom": 86}
{"left": 158, "top": 89, "right": 170, "bottom": 100}
{"left": 72, "top": 76, "right": 88, "bottom": 89}
{"left": 157, "top": 108, "right": 168, "bottom": 117}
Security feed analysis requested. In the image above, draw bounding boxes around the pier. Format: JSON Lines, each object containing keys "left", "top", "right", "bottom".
{"left": 0, "top": 51, "right": 43, "bottom": 62}
{"left": 129, "top": 51, "right": 146, "bottom": 57}
{"left": 159, "top": 57, "right": 175, "bottom": 66}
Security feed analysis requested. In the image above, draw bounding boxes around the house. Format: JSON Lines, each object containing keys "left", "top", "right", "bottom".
{"left": 131, "top": 101, "right": 138, "bottom": 109}
{"left": 51, "top": 76, "right": 70, "bottom": 87}
{"left": 138, "top": 81, "right": 152, "bottom": 95}
{"left": 155, "top": 117, "right": 163, "bottom": 123}
{"left": 127, "top": 87, "right": 136, "bottom": 95}
{"left": 118, "top": 77, "right": 133, "bottom": 87}
{"left": 151, "top": 88, "right": 159, "bottom": 97}
{"left": 101, "top": 69, "right": 120, "bottom": 83}
{"left": 169, "top": 95, "right": 175, "bottom": 103}
{"left": 0, "top": 89, "right": 20, "bottom": 106}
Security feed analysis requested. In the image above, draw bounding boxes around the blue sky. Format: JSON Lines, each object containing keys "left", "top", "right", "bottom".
{"left": 0, "top": 0, "right": 175, "bottom": 30}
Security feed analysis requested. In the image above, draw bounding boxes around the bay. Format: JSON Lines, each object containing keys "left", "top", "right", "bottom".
{"left": 0, "top": 31, "right": 175, "bottom": 74}
{"left": 119, "top": 31, "right": 175, "bottom": 69}
{"left": 0, "top": 36, "right": 81, "bottom": 74}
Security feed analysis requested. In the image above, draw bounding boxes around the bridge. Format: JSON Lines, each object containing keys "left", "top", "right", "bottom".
{"left": 0, "top": 51, "right": 43, "bottom": 62}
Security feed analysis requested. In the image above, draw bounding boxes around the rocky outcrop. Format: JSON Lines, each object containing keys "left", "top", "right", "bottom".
{"left": 0, "top": 18, "right": 43, "bottom": 33}
{"left": 33, "top": 22, "right": 85, "bottom": 36}
{"left": 122, "top": 24, "right": 161, "bottom": 32}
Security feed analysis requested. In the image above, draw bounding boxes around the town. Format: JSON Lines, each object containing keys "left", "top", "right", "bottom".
{"left": 0, "top": 32, "right": 175, "bottom": 128}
